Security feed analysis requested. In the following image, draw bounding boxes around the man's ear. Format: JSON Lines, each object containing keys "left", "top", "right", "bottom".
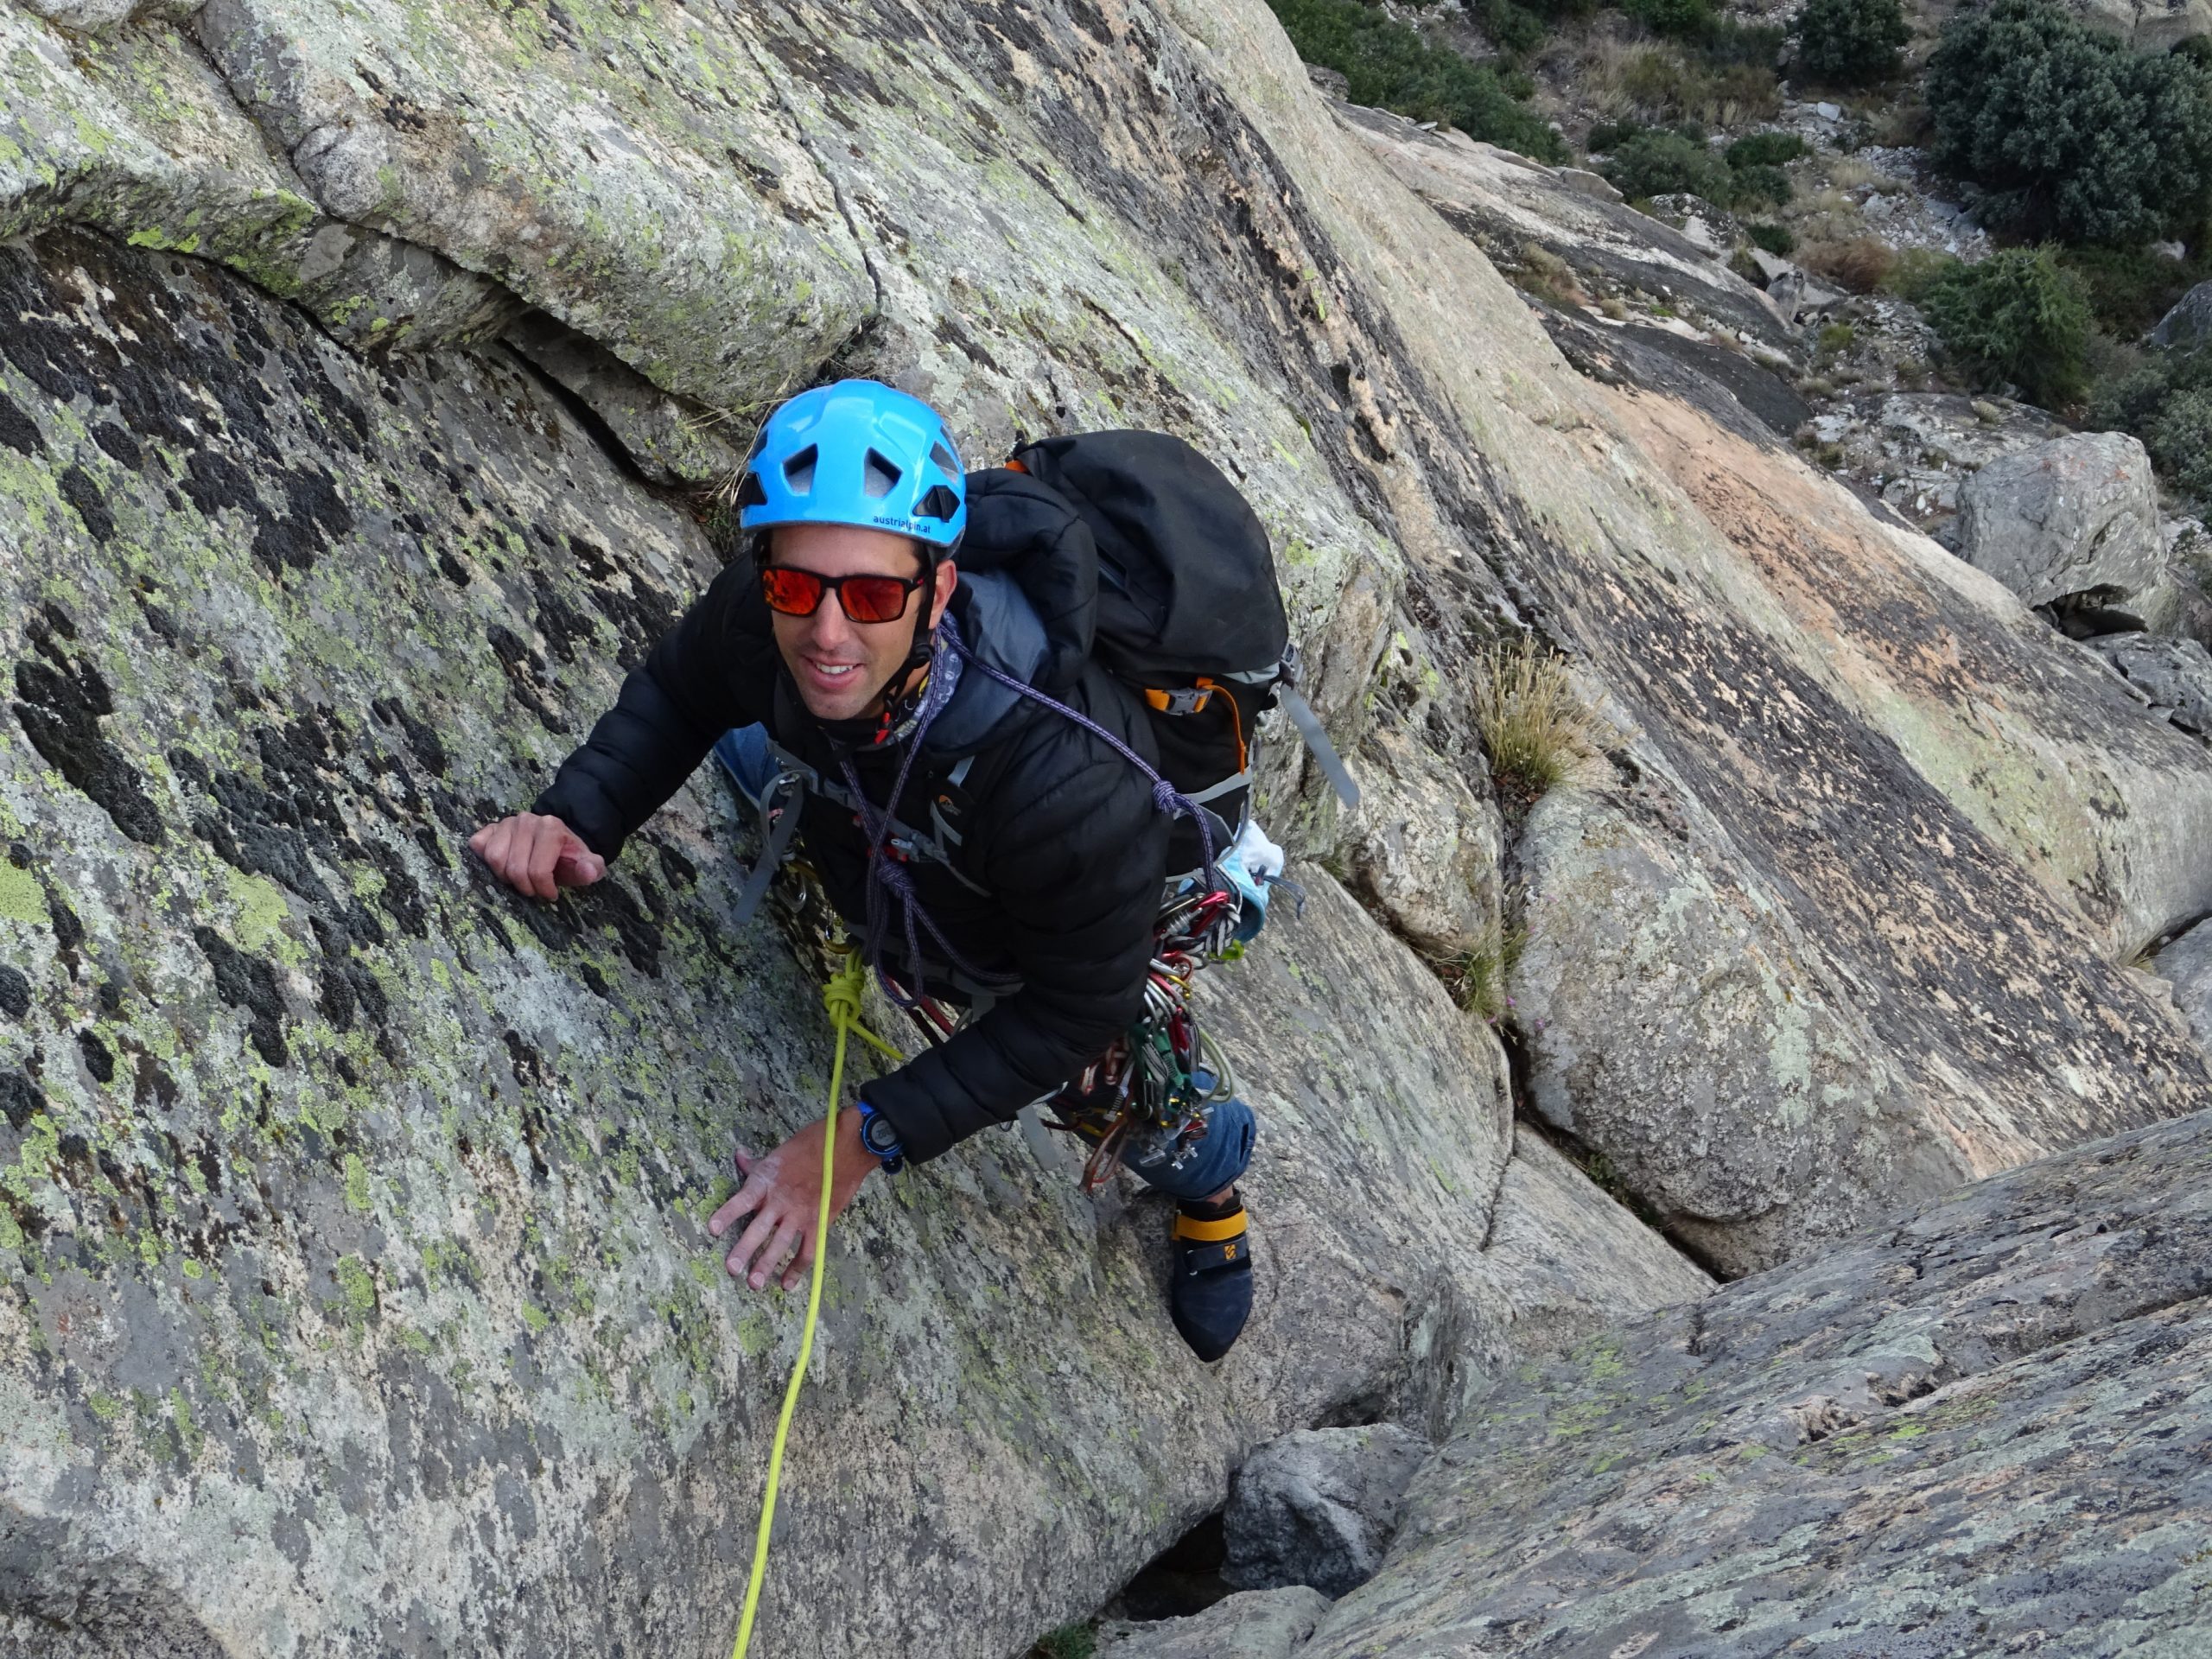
{"left": 928, "top": 556, "right": 958, "bottom": 629}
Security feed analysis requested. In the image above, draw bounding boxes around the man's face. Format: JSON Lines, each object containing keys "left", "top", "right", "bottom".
{"left": 766, "top": 522, "right": 958, "bottom": 722}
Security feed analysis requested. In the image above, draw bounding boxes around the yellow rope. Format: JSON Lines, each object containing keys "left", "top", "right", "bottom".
{"left": 730, "top": 953, "right": 893, "bottom": 1659}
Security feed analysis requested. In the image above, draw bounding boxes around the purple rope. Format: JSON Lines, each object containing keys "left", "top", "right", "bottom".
{"left": 941, "top": 621, "right": 1221, "bottom": 889}
{"left": 843, "top": 611, "right": 1225, "bottom": 1012}
{"left": 840, "top": 621, "right": 1020, "bottom": 1005}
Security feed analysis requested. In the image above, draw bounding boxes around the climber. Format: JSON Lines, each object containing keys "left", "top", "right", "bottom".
{"left": 469, "top": 380, "right": 1259, "bottom": 1362}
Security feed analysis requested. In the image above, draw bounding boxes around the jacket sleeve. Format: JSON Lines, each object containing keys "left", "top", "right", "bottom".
{"left": 531, "top": 557, "right": 763, "bottom": 860}
{"left": 861, "top": 740, "right": 1168, "bottom": 1164}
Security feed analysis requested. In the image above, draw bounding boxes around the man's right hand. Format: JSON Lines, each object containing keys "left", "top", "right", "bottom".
{"left": 469, "top": 812, "right": 607, "bottom": 900}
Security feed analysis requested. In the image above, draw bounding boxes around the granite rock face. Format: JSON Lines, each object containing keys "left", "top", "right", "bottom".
{"left": 1222, "top": 1424, "right": 1432, "bottom": 1599}
{"left": 1303, "top": 1106, "right": 2212, "bottom": 1658}
{"left": 0, "top": 227, "right": 1610, "bottom": 1659}
{"left": 1, "top": 0, "right": 2210, "bottom": 1648}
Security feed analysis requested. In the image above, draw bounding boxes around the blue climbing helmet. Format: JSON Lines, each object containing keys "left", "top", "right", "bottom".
{"left": 735, "top": 379, "right": 967, "bottom": 550}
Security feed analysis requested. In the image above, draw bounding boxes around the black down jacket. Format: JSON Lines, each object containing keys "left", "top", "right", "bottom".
{"left": 533, "top": 470, "right": 1170, "bottom": 1165}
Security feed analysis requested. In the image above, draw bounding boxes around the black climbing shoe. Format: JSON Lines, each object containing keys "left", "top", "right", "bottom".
{"left": 1170, "top": 1192, "right": 1253, "bottom": 1362}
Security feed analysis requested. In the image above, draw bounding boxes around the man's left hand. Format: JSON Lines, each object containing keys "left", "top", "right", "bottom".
{"left": 708, "top": 1112, "right": 874, "bottom": 1292}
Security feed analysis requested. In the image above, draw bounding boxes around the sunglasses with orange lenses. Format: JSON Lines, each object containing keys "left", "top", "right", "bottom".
{"left": 758, "top": 565, "right": 924, "bottom": 625}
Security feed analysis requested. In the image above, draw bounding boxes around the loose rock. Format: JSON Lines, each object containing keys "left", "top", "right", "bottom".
{"left": 1222, "top": 1425, "right": 1433, "bottom": 1599}
{"left": 1096, "top": 1586, "right": 1332, "bottom": 1658}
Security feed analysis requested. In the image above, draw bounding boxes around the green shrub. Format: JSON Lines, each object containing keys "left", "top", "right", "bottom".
{"left": 1878, "top": 246, "right": 1963, "bottom": 302}
{"left": 1725, "top": 131, "right": 1808, "bottom": 168}
{"left": 2056, "top": 245, "right": 2211, "bottom": 340}
{"left": 1922, "top": 247, "right": 2094, "bottom": 407}
{"left": 1622, "top": 0, "right": 1717, "bottom": 39}
{"left": 2088, "top": 353, "right": 2178, "bottom": 435}
{"left": 1745, "top": 220, "right": 1796, "bottom": 254}
{"left": 1478, "top": 0, "right": 1548, "bottom": 54}
{"left": 1727, "top": 162, "right": 1792, "bottom": 207}
{"left": 1926, "top": 0, "right": 2212, "bottom": 245}
{"left": 1599, "top": 128, "right": 1734, "bottom": 203}
{"left": 2149, "top": 388, "right": 2212, "bottom": 496}
{"left": 1700, "top": 19, "right": 1787, "bottom": 67}
{"left": 1265, "top": 0, "right": 1567, "bottom": 162}
{"left": 1792, "top": 0, "right": 1910, "bottom": 86}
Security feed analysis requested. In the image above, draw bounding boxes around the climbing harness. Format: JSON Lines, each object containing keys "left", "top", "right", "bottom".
{"left": 728, "top": 950, "right": 896, "bottom": 1659}
{"left": 1044, "top": 880, "right": 1247, "bottom": 1191}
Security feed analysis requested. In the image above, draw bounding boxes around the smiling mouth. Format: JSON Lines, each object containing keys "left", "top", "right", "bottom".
{"left": 806, "top": 658, "right": 863, "bottom": 683}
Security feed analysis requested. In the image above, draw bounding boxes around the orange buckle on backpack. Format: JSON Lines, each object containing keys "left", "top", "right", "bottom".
{"left": 1146, "top": 679, "right": 1216, "bottom": 717}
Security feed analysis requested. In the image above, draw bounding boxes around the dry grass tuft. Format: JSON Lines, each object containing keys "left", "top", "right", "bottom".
{"left": 1516, "top": 241, "right": 1589, "bottom": 309}
{"left": 1436, "top": 916, "right": 1530, "bottom": 1025}
{"left": 1800, "top": 236, "right": 1897, "bottom": 294}
{"left": 1571, "top": 31, "right": 1778, "bottom": 127}
{"left": 1471, "top": 636, "right": 1603, "bottom": 804}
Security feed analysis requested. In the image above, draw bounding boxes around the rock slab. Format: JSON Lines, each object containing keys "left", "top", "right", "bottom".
{"left": 1222, "top": 1425, "right": 1432, "bottom": 1599}
{"left": 1302, "top": 1106, "right": 2212, "bottom": 1657}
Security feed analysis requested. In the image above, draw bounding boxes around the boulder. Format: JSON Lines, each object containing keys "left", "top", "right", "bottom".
{"left": 1301, "top": 1106, "right": 2212, "bottom": 1657}
{"left": 2151, "top": 278, "right": 2212, "bottom": 350}
{"left": 1221, "top": 1426, "right": 1433, "bottom": 1599}
{"left": 2088, "top": 633, "right": 2212, "bottom": 738}
{"left": 2071, "top": 0, "right": 2212, "bottom": 49}
{"left": 2151, "top": 921, "right": 2212, "bottom": 1046}
{"left": 1096, "top": 1586, "right": 1332, "bottom": 1658}
{"left": 1952, "top": 432, "right": 2174, "bottom": 624}
{"left": 1343, "top": 728, "right": 1503, "bottom": 957}
{"left": 1554, "top": 167, "right": 1623, "bottom": 204}
{"left": 1503, "top": 389, "right": 2212, "bottom": 1272}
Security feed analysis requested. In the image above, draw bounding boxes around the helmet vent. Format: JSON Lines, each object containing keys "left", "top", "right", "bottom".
{"left": 862, "top": 448, "right": 902, "bottom": 499}
{"left": 782, "top": 445, "right": 818, "bottom": 493}
{"left": 918, "top": 484, "right": 961, "bottom": 522}
{"left": 734, "top": 471, "right": 769, "bottom": 509}
{"left": 930, "top": 442, "right": 960, "bottom": 477}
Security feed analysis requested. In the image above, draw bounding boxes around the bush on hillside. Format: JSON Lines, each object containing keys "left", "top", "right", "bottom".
{"left": 1478, "top": 0, "right": 1548, "bottom": 54}
{"left": 2087, "top": 340, "right": 2212, "bottom": 495}
{"left": 1921, "top": 247, "right": 2094, "bottom": 408}
{"left": 1622, "top": 0, "right": 1718, "bottom": 40}
{"left": 1725, "top": 131, "right": 1808, "bottom": 168}
{"left": 1264, "top": 0, "right": 1567, "bottom": 162}
{"left": 1745, "top": 220, "right": 1796, "bottom": 254}
{"left": 2148, "top": 390, "right": 2212, "bottom": 497}
{"left": 2056, "top": 245, "right": 2212, "bottom": 340}
{"left": 1726, "top": 162, "right": 1792, "bottom": 207}
{"left": 1926, "top": 0, "right": 2212, "bottom": 245}
{"left": 1878, "top": 246, "right": 1962, "bottom": 302}
{"left": 1792, "top": 0, "right": 1910, "bottom": 86}
{"left": 1599, "top": 128, "right": 1736, "bottom": 203}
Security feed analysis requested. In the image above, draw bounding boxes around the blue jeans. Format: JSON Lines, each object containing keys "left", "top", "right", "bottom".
{"left": 1122, "top": 1095, "right": 1255, "bottom": 1199}
{"left": 714, "top": 724, "right": 779, "bottom": 811}
{"left": 713, "top": 723, "right": 1257, "bottom": 1198}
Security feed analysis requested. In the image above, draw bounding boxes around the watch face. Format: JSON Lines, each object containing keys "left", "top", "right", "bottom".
{"left": 861, "top": 1114, "right": 896, "bottom": 1153}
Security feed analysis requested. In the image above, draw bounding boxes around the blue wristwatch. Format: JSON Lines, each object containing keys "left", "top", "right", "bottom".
{"left": 854, "top": 1099, "right": 906, "bottom": 1174}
